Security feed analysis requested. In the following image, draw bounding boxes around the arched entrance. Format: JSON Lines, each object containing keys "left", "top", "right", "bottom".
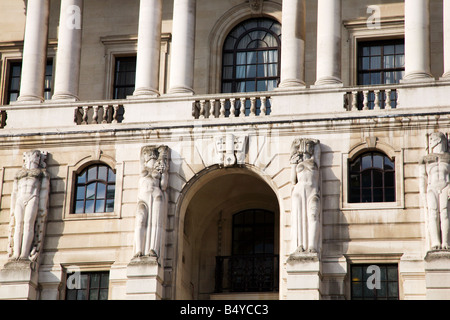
{"left": 174, "top": 166, "right": 280, "bottom": 300}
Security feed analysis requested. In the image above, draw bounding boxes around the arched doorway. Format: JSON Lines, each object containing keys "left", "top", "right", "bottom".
{"left": 174, "top": 166, "right": 280, "bottom": 300}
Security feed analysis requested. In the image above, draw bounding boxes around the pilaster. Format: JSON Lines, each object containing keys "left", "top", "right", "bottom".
{"left": 424, "top": 251, "right": 450, "bottom": 300}
{"left": 0, "top": 260, "right": 39, "bottom": 300}
{"left": 126, "top": 256, "right": 164, "bottom": 300}
{"left": 285, "top": 252, "right": 322, "bottom": 300}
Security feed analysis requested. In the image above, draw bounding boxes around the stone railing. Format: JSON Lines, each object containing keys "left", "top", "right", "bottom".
{"left": 74, "top": 104, "right": 124, "bottom": 125}
{"left": 344, "top": 85, "right": 398, "bottom": 111}
{"left": 192, "top": 94, "right": 271, "bottom": 119}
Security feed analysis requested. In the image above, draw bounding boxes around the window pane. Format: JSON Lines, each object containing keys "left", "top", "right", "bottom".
{"left": 99, "top": 289, "right": 109, "bottom": 300}
{"left": 247, "top": 65, "right": 257, "bottom": 78}
{"left": 86, "top": 183, "right": 96, "bottom": 200}
{"left": 76, "top": 186, "right": 85, "bottom": 200}
{"left": 89, "top": 289, "right": 99, "bottom": 300}
{"left": 373, "top": 155, "right": 384, "bottom": 169}
{"left": 85, "top": 200, "right": 95, "bottom": 213}
{"left": 223, "top": 53, "right": 233, "bottom": 65}
{"left": 362, "top": 155, "right": 372, "bottom": 170}
{"left": 106, "top": 199, "right": 115, "bottom": 212}
{"left": 95, "top": 200, "right": 105, "bottom": 213}
{"left": 90, "top": 273, "right": 100, "bottom": 288}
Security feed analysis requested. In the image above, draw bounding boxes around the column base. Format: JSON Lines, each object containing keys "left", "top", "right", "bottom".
{"left": 131, "top": 88, "right": 160, "bottom": 99}
{"left": 277, "top": 79, "right": 306, "bottom": 91}
{"left": 126, "top": 256, "right": 163, "bottom": 300}
{"left": 51, "top": 93, "right": 79, "bottom": 102}
{"left": 167, "top": 86, "right": 195, "bottom": 96}
{"left": 0, "top": 259, "right": 39, "bottom": 300}
{"left": 401, "top": 72, "right": 435, "bottom": 83}
{"left": 424, "top": 250, "right": 450, "bottom": 300}
{"left": 312, "top": 77, "right": 344, "bottom": 88}
{"left": 16, "top": 95, "right": 44, "bottom": 104}
{"left": 286, "top": 252, "right": 322, "bottom": 300}
{"left": 439, "top": 72, "right": 450, "bottom": 81}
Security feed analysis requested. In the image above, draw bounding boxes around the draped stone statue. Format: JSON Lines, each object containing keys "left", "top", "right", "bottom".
{"left": 134, "top": 145, "right": 170, "bottom": 259}
{"left": 290, "top": 138, "right": 321, "bottom": 255}
{"left": 419, "top": 132, "right": 450, "bottom": 251}
{"left": 8, "top": 150, "right": 50, "bottom": 261}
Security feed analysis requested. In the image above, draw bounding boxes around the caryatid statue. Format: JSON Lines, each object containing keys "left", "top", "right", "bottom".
{"left": 134, "top": 145, "right": 170, "bottom": 259}
{"left": 290, "top": 138, "right": 322, "bottom": 255}
{"left": 8, "top": 150, "right": 50, "bottom": 261}
{"left": 419, "top": 132, "right": 450, "bottom": 251}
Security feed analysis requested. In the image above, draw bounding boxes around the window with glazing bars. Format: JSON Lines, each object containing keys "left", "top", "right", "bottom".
{"left": 113, "top": 56, "right": 136, "bottom": 99}
{"left": 65, "top": 272, "right": 109, "bottom": 300}
{"left": 6, "top": 61, "right": 22, "bottom": 104}
{"left": 73, "top": 164, "right": 116, "bottom": 214}
{"left": 221, "top": 18, "right": 281, "bottom": 116}
{"left": 348, "top": 152, "right": 395, "bottom": 203}
{"left": 351, "top": 264, "right": 399, "bottom": 300}
{"left": 357, "top": 39, "right": 404, "bottom": 109}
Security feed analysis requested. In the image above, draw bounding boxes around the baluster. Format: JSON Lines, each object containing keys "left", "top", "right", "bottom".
{"left": 92, "top": 105, "right": 99, "bottom": 124}
{"left": 199, "top": 100, "right": 206, "bottom": 119}
{"left": 219, "top": 99, "right": 226, "bottom": 118}
{"left": 81, "top": 106, "right": 89, "bottom": 125}
{"left": 385, "top": 89, "right": 392, "bottom": 109}
{"left": 230, "top": 98, "right": 236, "bottom": 118}
{"left": 374, "top": 90, "right": 380, "bottom": 110}
{"left": 260, "top": 96, "right": 267, "bottom": 116}
{"left": 250, "top": 97, "right": 256, "bottom": 116}
{"left": 209, "top": 99, "right": 216, "bottom": 118}
{"left": 240, "top": 97, "right": 246, "bottom": 117}
{"left": 352, "top": 91, "right": 358, "bottom": 111}
{"left": 363, "top": 91, "right": 369, "bottom": 110}
{"left": 102, "top": 105, "right": 109, "bottom": 124}
{"left": 112, "top": 105, "right": 119, "bottom": 123}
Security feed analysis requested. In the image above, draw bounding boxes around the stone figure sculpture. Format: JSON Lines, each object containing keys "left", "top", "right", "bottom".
{"left": 290, "top": 138, "right": 321, "bottom": 255}
{"left": 419, "top": 132, "right": 450, "bottom": 251}
{"left": 8, "top": 150, "right": 50, "bottom": 261}
{"left": 134, "top": 145, "right": 170, "bottom": 259}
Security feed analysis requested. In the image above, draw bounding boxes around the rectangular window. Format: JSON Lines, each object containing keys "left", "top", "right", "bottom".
{"left": 357, "top": 39, "right": 404, "bottom": 109}
{"left": 44, "top": 59, "right": 53, "bottom": 100}
{"left": 351, "top": 264, "right": 399, "bottom": 300}
{"left": 6, "top": 61, "right": 22, "bottom": 104}
{"left": 65, "top": 271, "right": 110, "bottom": 300}
{"left": 113, "top": 56, "right": 136, "bottom": 99}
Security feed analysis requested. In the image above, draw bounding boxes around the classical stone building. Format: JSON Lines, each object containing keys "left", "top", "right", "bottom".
{"left": 0, "top": 0, "right": 449, "bottom": 300}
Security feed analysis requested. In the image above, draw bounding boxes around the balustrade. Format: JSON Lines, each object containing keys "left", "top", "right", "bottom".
{"left": 192, "top": 95, "right": 271, "bottom": 119}
{"left": 345, "top": 87, "right": 398, "bottom": 111}
{"left": 74, "top": 104, "right": 124, "bottom": 125}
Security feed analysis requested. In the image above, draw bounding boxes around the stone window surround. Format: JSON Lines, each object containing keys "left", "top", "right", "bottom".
{"left": 344, "top": 16, "right": 404, "bottom": 86}
{"left": 0, "top": 40, "right": 57, "bottom": 105}
{"left": 344, "top": 253, "right": 403, "bottom": 300}
{"left": 61, "top": 262, "right": 114, "bottom": 300}
{"left": 100, "top": 34, "right": 171, "bottom": 100}
{"left": 63, "top": 153, "right": 123, "bottom": 221}
{"left": 341, "top": 139, "right": 405, "bottom": 211}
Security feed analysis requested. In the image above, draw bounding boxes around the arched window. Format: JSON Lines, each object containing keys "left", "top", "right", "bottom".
{"left": 73, "top": 164, "right": 116, "bottom": 214}
{"left": 222, "top": 18, "right": 281, "bottom": 94}
{"left": 348, "top": 152, "right": 395, "bottom": 203}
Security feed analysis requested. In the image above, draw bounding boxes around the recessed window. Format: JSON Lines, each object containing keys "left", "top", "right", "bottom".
{"left": 348, "top": 152, "right": 395, "bottom": 203}
{"left": 351, "top": 264, "right": 399, "bottom": 300}
{"left": 113, "top": 56, "right": 136, "bottom": 99}
{"left": 357, "top": 39, "right": 404, "bottom": 109}
{"left": 73, "top": 164, "right": 116, "bottom": 214}
{"left": 44, "top": 59, "right": 53, "bottom": 100}
{"left": 65, "top": 272, "right": 109, "bottom": 300}
{"left": 6, "top": 61, "right": 22, "bottom": 104}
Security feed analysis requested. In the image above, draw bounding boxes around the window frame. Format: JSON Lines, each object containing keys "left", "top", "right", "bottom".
{"left": 221, "top": 18, "right": 281, "bottom": 95}
{"left": 348, "top": 151, "right": 396, "bottom": 204}
{"left": 112, "top": 55, "right": 137, "bottom": 100}
{"left": 341, "top": 140, "right": 404, "bottom": 210}
{"left": 63, "top": 154, "right": 123, "bottom": 220}
{"left": 72, "top": 164, "right": 117, "bottom": 215}
{"left": 5, "top": 60, "right": 22, "bottom": 104}
{"left": 65, "top": 271, "right": 110, "bottom": 301}
{"left": 350, "top": 264, "right": 399, "bottom": 300}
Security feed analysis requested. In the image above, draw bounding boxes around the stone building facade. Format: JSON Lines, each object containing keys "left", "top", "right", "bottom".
{"left": 0, "top": 0, "right": 449, "bottom": 300}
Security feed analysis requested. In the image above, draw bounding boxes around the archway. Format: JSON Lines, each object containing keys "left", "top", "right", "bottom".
{"left": 174, "top": 166, "right": 280, "bottom": 300}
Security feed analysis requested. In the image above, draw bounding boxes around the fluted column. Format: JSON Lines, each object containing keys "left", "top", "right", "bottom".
{"left": 443, "top": 1, "right": 450, "bottom": 79}
{"left": 133, "top": 0, "right": 162, "bottom": 97}
{"left": 403, "top": 0, "right": 433, "bottom": 82}
{"left": 279, "top": 0, "right": 306, "bottom": 89}
{"left": 52, "top": 0, "right": 83, "bottom": 100}
{"left": 314, "top": 0, "right": 342, "bottom": 86}
{"left": 17, "top": 0, "right": 50, "bottom": 103}
{"left": 168, "top": 0, "right": 196, "bottom": 95}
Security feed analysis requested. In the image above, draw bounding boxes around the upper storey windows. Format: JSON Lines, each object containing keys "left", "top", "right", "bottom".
{"left": 221, "top": 18, "right": 281, "bottom": 94}
{"left": 357, "top": 39, "right": 405, "bottom": 86}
